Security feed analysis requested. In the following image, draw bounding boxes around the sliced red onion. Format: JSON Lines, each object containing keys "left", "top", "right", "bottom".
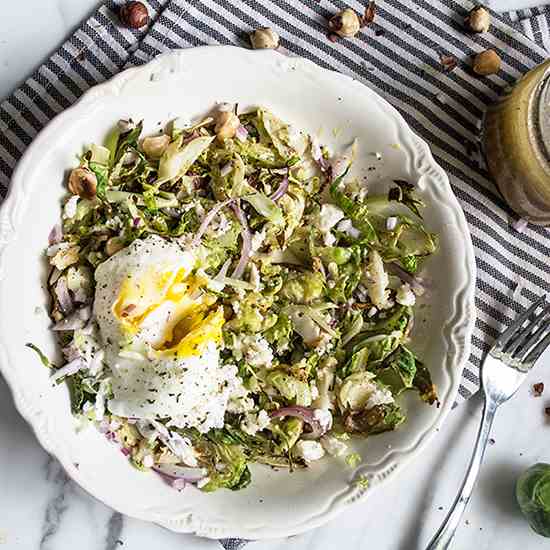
{"left": 55, "top": 277, "right": 74, "bottom": 314}
{"left": 269, "top": 175, "right": 289, "bottom": 202}
{"left": 121, "top": 447, "right": 131, "bottom": 457}
{"left": 51, "top": 357, "right": 87, "bottom": 384}
{"left": 235, "top": 124, "right": 249, "bottom": 142}
{"left": 270, "top": 406, "right": 328, "bottom": 439}
{"left": 48, "top": 224, "right": 63, "bottom": 245}
{"left": 133, "top": 217, "right": 141, "bottom": 227}
{"left": 310, "top": 137, "right": 330, "bottom": 172}
{"left": 220, "top": 162, "right": 233, "bottom": 177}
{"left": 231, "top": 201, "right": 252, "bottom": 279}
{"left": 512, "top": 217, "right": 528, "bottom": 233}
{"left": 171, "top": 478, "right": 187, "bottom": 491}
{"left": 386, "top": 262, "right": 426, "bottom": 296}
{"left": 98, "top": 419, "right": 110, "bottom": 434}
{"left": 52, "top": 306, "right": 91, "bottom": 331}
{"left": 192, "top": 198, "right": 234, "bottom": 247}
{"left": 153, "top": 464, "right": 208, "bottom": 483}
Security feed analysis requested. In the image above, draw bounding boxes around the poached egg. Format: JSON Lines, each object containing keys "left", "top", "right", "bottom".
{"left": 93, "top": 235, "right": 241, "bottom": 432}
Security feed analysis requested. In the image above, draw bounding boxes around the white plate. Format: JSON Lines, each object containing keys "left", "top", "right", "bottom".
{"left": 0, "top": 46, "right": 476, "bottom": 540}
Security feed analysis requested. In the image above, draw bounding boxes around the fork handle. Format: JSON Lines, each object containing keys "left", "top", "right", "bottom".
{"left": 426, "top": 397, "right": 497, "bottom": 550}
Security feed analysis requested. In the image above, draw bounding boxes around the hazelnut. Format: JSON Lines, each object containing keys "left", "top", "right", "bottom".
{"left": 473, "top": 49, "right": 501, "bottom": 75}
{"left": 465, "top": 6, "right": 490, "bottom": 33}
{"left": 119, "top": 1, "right": 149, "bottom": 29}
{"left": 141, "top": 134, "right": 170, "bottom": 158}
{"left": 106, "top": 237, "right": 125, "bottom": 257}
{"left": 329, "top": 8, "right": 361, "bottom": 38}
{"left": 68, "top": 168, "right": 97, "bottom": 199}
{"left": 214, "top": 111, "right": 240, "bottom": 141}
{"left": 250, "top": 28, "right": 280, "bottom": 50}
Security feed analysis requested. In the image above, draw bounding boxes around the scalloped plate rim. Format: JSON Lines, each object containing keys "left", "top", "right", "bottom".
{"left": 0, "top": 46, "right": 476, "bottom": 540}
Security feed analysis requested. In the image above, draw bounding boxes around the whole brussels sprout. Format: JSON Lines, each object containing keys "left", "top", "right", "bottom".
{"left": 516, "top": 463, "right": 550, "bottom": 537}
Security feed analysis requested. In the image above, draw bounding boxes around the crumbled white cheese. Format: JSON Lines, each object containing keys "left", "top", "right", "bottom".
{"left": 231, "top": 334, "right": 274, "bottom": 368}
{"left": 395, "top": 283, "right": 416, "bottom": 306}
{"left": 312, "top": 331, "right": 333, "bottom": 356}
{"left": 336, "top": 218, "right": 360, "bottom": 239}
{"left": 197, "top": 477, "right": 210, "bottom": 489}
{"left": 227, "top": 378, "right": 255, "bottom": 414}
{"left": 319, "top": 204, "right": 345, "bottom": 232}
{"left": 385, "top": 216, "right": 398, "bottom": 231}
{"left": 241, "top": 409, "right": 271, "bottom": 436}
{"left": 249, "top": 262, "right": 261, "bottom": 291}
{"left": 161, "top": 432, "right": 199, "bottom": 467}
{"left": 320, "top": 434, "right": 348, "bottom": 457}
{"left": 295, "top": 440, "right": 325, "bottom": 462}
{"left": 95, "top": 379, "right": 110, "bottom": 422}
{"left": 365, "top": 385, "right": 394, "bottom": 409}
{"left": 367, "top": 306, "right": 378, "bottom": 318}
{"left": 319, "top": 204, "right": 345, "bottom": 246}
{"left": 64, "top": 196, "right": 79, "bottom": 219}
{"left": 142, "top": 454, "right": 154, "bottom": 468}
{"left": 250, "top": 229, "right": 267, "bottom": 253}
{"left": 313, "top": 408, "right": 333, "bottom": 432}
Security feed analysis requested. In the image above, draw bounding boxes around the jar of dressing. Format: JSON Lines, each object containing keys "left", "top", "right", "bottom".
{"left": 484, "top": 59, "right": 550, "bottom": 225}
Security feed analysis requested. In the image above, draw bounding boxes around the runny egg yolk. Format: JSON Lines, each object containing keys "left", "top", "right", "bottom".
{"left": 112, "top": 265, "right": 224, "bottom": 357}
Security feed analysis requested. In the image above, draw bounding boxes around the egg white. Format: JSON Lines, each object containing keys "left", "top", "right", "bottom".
{"left": 93, "top": 235, "right": 240, "bottom": 431}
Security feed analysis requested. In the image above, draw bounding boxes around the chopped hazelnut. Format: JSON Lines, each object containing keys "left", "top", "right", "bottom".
{"left": 106, "top": 237, "right": 125, "bottom": 257}
{"left": 329, "top": 8, "right": 361, "bottom": 38}
{"left": 440, "top": 54, "right": 458, "bottom": 72}
{"left": 465, "top": 6, "right": 491, "bottom": 34}
{"left": 119, "top": 1, "right": 149, "bottom": 29}
{"left": 362, "top": 2, "right": 376, "bottom": 26}
{"left": 473, "top": 49, "right": 501, "bottom": 75}
{"left": 68, "top": 168, "right": 97, "bottom": 199}
{"left": 250, "top": 28, "right": 280, "bottom": 49}
{"left": 533, "top": 382, "right": 545, "bottom": 397}
{"left": 214, "top": 110, "right": 240, "bottom": 141}
{"left": 141, "top": 134, "right": 170, "bottom": 158}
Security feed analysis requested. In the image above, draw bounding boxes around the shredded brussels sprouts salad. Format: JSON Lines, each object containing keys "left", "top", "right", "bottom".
{"left": 31, "top": 104, "right": 439, "bottom": 492}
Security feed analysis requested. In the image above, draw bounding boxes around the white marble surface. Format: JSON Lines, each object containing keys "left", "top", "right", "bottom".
{"left": 2, "top": 2, "right": 550, "bottom": 549}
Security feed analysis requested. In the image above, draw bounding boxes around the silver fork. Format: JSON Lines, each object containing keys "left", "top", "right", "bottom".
{"left": 427, "top": 295, "right": 550, "bottom": 550}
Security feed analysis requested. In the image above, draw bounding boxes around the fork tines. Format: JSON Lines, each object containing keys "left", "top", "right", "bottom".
{"left": 491, "top": 295, "right": 550, "bottom": 369}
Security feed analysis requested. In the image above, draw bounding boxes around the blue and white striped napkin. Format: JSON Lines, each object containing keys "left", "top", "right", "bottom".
{"left": 510, "top": 5, "right": 550, "bottom": 49}
{"left": 1, "top": 1, "right": 550, "bottom": 547}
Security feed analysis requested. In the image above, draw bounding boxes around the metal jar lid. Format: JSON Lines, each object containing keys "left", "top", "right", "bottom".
{"left": 529, "top": 68, "right": 550, "bottom": 175}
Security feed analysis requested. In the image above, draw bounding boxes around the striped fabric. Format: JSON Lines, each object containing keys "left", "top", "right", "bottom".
{"left": 129, "top": 3, "right": 550, "bottom": 405}
{"left": 0, "top": 2, "right": 549, "bottom": 547}
{"left": 515, "top": 6, "right": 550, "bottom": 50}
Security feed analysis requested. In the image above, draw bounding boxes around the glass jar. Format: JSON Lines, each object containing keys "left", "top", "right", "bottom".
{"left": 484, "top": 59, "right": 550, "bottom": 225}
